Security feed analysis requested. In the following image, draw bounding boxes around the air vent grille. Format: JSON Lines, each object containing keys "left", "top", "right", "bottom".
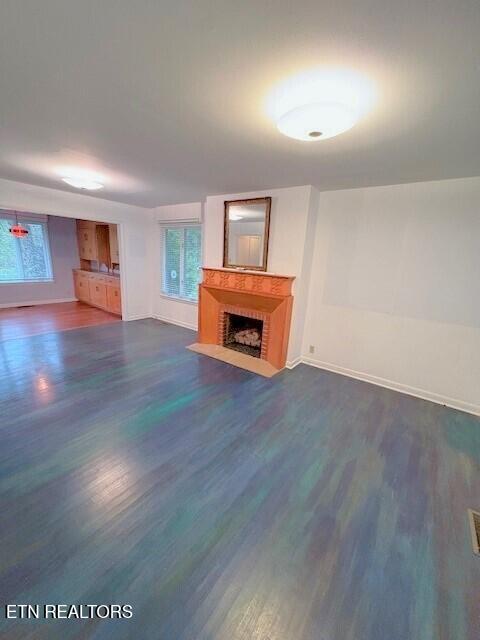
{"left": 468, "top": 509, "right": 480, "bottom": 555}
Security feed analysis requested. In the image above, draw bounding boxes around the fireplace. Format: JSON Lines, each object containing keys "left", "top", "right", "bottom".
{"left": 195, "top": 268, "right": 295, "bottom": 371}
{"left": 223, "top": 312, "right": 263, "bottom": 358}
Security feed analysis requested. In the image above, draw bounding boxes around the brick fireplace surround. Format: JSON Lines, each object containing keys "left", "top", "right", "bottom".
{"left": 197, "top": 267, "right": 295, "bottom": 371}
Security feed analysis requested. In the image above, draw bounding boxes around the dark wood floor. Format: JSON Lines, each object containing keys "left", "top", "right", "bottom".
{"left": 0, "top": 319, "right": 479, "bottom": 640}
{"left": 0, "top": 301, "right": 120, "bottom": 341}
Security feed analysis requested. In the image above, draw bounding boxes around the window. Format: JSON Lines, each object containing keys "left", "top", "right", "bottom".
{"left": 161, "top": 225, "right": 201, "bottom": 302}
{"left": 0, "top": 215, "right": 53, "bottom": 283}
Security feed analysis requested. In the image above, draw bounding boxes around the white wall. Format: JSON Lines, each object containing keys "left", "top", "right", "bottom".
{"left": 0, "top": 214, "right": 80, "bottom": 307}
{"left": 302, "top": 176, "right": 480, "bottom": 415}
{"left": 0, "top": 178, "right": 151, "bottom": 320}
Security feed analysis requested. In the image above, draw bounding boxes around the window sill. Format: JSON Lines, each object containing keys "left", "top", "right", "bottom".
{"left": 0, "top": 279, "right": 54, "bottom": 285}
{"left": 159, "top": 293, "right": 198, "bottom": 306}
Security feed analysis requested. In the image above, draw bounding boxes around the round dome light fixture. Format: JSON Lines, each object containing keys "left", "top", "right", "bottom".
{"left": 277, "top": 102, "right": 358, "bottom": 141}
{"left": 267, "top": 68, "right": 377, "bottom": 142}
{"left": 62, "top": 176, "right": 104, "bottom": 190}
{"left": 58, "top": 167, "right": 105, "bottom": 190}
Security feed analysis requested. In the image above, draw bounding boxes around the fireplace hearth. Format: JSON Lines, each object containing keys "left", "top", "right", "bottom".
{"left": 223, "top": 312, "right": 263, "bottom": 358}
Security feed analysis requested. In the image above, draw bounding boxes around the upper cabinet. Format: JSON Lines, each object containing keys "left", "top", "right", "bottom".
{"left": 95, "top": 224, "right": 110, "bottom": 266}
{"left": 76, "top": 220, "right": 119, "bottom": 269}
{"left": 77, "top": 220, "right": 98, "bottom": 261}
{"left": 109, "top": 224, "right": 119, "bottom": 264}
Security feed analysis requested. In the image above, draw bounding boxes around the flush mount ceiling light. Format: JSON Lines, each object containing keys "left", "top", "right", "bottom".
{"left": 58, "top": 168, "right": 104, "bottom": 190}
{"left": 62, "top": 176, "right": 104, "bottom": 190}
{"left": 267, "top": 68, "right": 377, "bottom": 142}
{"left": 277, "top": 102, "right": 358, "bottom": 141}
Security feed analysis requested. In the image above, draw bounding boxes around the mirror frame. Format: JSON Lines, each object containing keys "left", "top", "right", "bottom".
{"left": 223, "top": 197, "right": 271, "bottom": 272}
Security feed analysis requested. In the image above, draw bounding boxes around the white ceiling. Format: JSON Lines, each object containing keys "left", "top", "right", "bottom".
{"left": 0, "top": 0, "right": 479, "bottom": 207}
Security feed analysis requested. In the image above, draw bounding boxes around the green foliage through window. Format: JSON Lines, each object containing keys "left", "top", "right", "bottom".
{"left": 162, "top": 225, "right": 201, "bottom": 301}
{"left": 0, "top": 217, "right": 53, "bottom": 283}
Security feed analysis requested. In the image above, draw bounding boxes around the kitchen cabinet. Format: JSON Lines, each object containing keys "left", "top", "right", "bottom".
{"left": 109, "top": 224, "right": 119, "bottom": 264}
{"left": 73, "top": 269, "right": 121, "bottom": 316}
{"left": 73, "top": 270, "right": 91, "bottom": 302}
{"left": 76, "top": 221, "right": 111, "bottom": 267}
{"left": 106, "top": 283, "right": 122, "bottom": 314}
{"left": 77, "top": 221, "right": 97, "bottom": 261}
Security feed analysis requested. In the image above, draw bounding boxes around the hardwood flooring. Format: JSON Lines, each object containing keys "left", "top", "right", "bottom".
{"left": 0, "top": 319, "right": 479, "bottom": 639}
{"left": 0, "top": 302, "right": 120, "bottom": 341}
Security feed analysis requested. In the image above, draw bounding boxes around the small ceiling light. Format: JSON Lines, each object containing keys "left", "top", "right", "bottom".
{"left": 62, "top": 177, "right": 104, "bottom": 190}
{"left": 58, "top": 167, "right": 105, "bottom": 190}
{"left": 268, "top": 68, "right": 377, "bottom": 142}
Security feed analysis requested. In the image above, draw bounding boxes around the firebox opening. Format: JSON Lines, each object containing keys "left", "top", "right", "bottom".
{"left": 223, "top": 312, "right": 263, "bottom": 359}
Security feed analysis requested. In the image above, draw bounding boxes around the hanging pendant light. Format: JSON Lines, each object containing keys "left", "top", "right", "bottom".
{"left": 9, "top": 212, "right": 29, "bottom": 238}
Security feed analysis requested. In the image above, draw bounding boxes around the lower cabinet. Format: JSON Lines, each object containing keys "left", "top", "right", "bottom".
{"left": 73, "top": 271, "right": 91, "bottom": 303}
{"left": 73, "top": 270, "right": 121, "bottom": 316}
{"left": 89, "top": 280, "right": 108, "bottom": 309}
{"left": 106, "top": 284, "right": 122, "bottom": 315}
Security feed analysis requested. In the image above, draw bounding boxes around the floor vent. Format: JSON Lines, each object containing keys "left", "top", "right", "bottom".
{"left": 468, "top": 509, "right": 480, "bottom": 555}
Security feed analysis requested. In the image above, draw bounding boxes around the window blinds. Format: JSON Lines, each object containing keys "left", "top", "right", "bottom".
{"left": 161, "top": 225, "right": 201, "bottom": 301}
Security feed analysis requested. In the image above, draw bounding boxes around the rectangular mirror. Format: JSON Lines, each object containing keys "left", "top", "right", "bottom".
{"left": 223, "top": 197, "right": 271, "bottom": 271}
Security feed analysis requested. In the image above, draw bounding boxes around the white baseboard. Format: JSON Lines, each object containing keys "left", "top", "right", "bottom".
{"left": 0, "top": 297, "right": 77, "bottom": 309}
{"left": 123, "top": 314, "right": 149, "bottom": 322}
{"left": 151, "top": 314, "right": 197, "bottom": 332}
{"left": 286, "top": 356, "right": 302, "bottom": 369}
{"left": 301, "top": 356, "right": 480, "bottom": 417}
